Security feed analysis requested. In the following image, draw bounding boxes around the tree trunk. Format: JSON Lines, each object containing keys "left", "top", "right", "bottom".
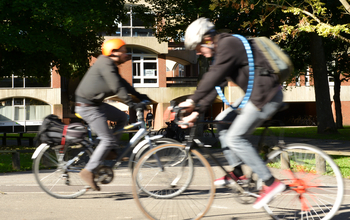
{"left": 309, "top": 33, "right": 338, "bottom": 134}
{"left": 333, "top": 74, "right": 343, "bottom": 129}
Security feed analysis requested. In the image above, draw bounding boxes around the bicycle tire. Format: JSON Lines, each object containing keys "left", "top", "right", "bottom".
{"left": 136, "top": 144, "right": 194, "bottom": 198}
{"left": 132, "top": 143, "right": 216, "bottom": 220}
{"left": 130, "top": 137, "right": 180, "bottom": 172}
{"left": 264, "top": 143, "right": 344, "bottom": 220}
{"left": 33, "top": 143, "right": 93, "bottom": 199}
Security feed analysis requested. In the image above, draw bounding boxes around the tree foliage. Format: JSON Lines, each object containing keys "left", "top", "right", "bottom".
{"left": 211, "top": 0, "right": 349, "bottom": 134}
{"left": 130, "top": 0, "right": 217, "bottom": 42}
{"left": 0, "top": 0, "right": 127, "bottom": 80}
{"left": 134, "top": 0, "right": 349, "bottom": 134}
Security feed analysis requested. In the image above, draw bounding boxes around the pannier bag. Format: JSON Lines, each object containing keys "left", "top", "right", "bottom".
{"left": 37, "top": 114, "right": 87, "bottom": 145}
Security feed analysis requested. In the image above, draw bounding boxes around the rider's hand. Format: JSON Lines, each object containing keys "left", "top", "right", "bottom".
{"left": 133, "top": 102, "right": 148, "bottom": 111}
{"left": 179, "top": 111, "right": 199, "bottom": 129}
{"left": 178, "top": 99, "right": 195, "bottom": 113}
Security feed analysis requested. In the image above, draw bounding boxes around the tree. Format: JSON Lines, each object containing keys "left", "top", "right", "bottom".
{"left": 324, "top": 39, "right": 350, "bottom": 129}
{"left": 0, "top": 0, "right": 127, "bottom": 81}
{"left": 132, "top": 0, "right": 350, "bottom": 134}
{"left": 271, "top": 0, "right": 349, "bottom": 133}
{"left": 130, "top": 0, "right": 217, "bottom": 43}
{"left": 203, "top": 0, "right": 350, "bottom": 134}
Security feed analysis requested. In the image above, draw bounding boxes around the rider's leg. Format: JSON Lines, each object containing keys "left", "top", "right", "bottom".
{"left": 215, "top": 107, "right": 246, "bottom": 185}
{"left": 102, "top": 103, "right": 128, "bottom": 142}
{"left": 75, "top": 104, "right": 118, "bottom": 172}
{"left": 215, "top": 108, "right": 241, "bottom": 167}
{"left": 223, "top": 90, "right": 286, "bottom": 208}
{"left": 224, "top": 90, "right": 283, "bottom": 182}
{"left": 102, "top": 103, "right": 128, "bottom": 160}
{"left": 75, "top": 104, "right": 117, "bottom": 190}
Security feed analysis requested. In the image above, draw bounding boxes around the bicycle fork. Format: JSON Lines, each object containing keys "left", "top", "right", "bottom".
{"left": 169, "top": 145, "right": 192, "bottom": 187}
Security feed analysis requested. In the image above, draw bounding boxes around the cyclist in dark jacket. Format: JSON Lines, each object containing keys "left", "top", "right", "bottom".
{"left": 179, "top": 17, "right": 286, "bottom": 209}
{"left": 75, "top": 38, "right": 150, "bottom": 191}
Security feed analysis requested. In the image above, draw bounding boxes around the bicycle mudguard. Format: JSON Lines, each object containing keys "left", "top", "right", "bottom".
{"left": 132, "top": 135, "right": 163, "bottom": 154}
{"left": 128, "top": 135, "right": 164, "bottom": 169}
{"left": 31, "top": 143, "right": 50, "bottom": 159}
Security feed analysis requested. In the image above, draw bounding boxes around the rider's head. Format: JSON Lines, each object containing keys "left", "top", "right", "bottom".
{"left": 102, "top": 38, "right": 130, "bottom": 64}
{"left": 184, "top": 18, "right": 216, "bottom": 58}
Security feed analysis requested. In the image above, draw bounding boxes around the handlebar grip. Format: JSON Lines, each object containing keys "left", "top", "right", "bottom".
{"left": 170, "top": 106, "right": 188, "bottom": 124}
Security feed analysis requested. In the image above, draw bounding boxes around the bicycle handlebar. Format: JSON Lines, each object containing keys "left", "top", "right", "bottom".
{"left": 168, "top": 106, "right": 191, "bottom": 126}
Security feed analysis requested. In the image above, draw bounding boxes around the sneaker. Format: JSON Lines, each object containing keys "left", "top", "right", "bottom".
{"left": 253, "top": 180, "right": 286, "bottom": 209}
{"left": 214, "top": 172, "right": 247, "bottom": 186}
{"left": 79, "top": 169, "right": 100, "bottom": 191}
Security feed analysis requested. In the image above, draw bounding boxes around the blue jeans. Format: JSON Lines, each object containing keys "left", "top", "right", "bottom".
{"left": 215, "top": 90, "right": 283, "bottom": 181}
{"left": 75, "top": 103, "right": 128, "bottom": 172}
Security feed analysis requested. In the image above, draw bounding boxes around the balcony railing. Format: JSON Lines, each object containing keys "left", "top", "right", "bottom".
{"left": 166, "top": 77, "right": 199, "bottom": 87}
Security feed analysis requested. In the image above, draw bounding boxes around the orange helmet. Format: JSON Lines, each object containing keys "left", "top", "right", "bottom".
{"left": 101, "top": 39, "right": 126, "bottom": 56}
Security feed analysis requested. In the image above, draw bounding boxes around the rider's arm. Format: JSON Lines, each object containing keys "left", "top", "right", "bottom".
{"left": 119, "top": 77, "right": 150, "bottom": 102}
{"left": 189, "top": 36, "right": 247, "bottom": 107}
{"left": 195, "top": 80, "right": 227, "bottom": 113}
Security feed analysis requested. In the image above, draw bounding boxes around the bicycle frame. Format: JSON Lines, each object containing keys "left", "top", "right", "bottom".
{"left": 87, "top": 108, "right": 155, "bottom": 169}
{"left": 32, "top": 108, "right": 161, "bottom": 171}
{"left": 182, "top": 120, "right": 253, "bottom": 195}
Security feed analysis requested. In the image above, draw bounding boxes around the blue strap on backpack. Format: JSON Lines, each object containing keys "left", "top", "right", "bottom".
{"left": 215, "top": 34, "right": 254, "bottom": 110}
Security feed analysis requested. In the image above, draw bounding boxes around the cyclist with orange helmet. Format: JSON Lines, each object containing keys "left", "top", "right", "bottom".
{"left": 75, "top": 38, "right": 150, "bottom": 191}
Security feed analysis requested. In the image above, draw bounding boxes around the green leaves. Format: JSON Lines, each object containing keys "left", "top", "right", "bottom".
{"left": 0, "top": 0, "right": 127, "bottom": 79}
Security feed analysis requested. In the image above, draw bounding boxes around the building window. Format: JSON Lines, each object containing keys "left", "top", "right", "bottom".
{"left": 178, "top": 64, "right": 185, "bottom": 77}
{"left": 327, "top": 61, "right": 335, "bottom": 87}
{"left": 305, "top": 67, "right": 310, "bottom": 87}
{"left": 128, "top": 47, "right": 158, "bottom": 87}
{"left": 0, "top": 74, "right": 51, "bottom": 88}
{"left": 295, "top": 76, "right": 300, "bottom": 87}
{"left": 0, "top": 98, "right": 51, "bottom": 132}
{"left": 114, "top": 5, "right": 154, "bottom": 37}
{"left": 328, "top": 76, "right": 335, "bottom": 86}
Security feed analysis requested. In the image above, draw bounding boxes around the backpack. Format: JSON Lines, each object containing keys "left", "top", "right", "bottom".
{"left": 252, "top": 36, "right": 293, "bottom": 83}
{"left": 215, "top": 35, "right": 293, "bottom": 110}
{"left": 36, "top": 114, "right": 87, "bottom": 145}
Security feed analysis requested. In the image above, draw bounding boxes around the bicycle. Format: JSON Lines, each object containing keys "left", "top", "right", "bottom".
{"left": 31, "top": 103, "right": 179, "bottom": 199}
{"left": 131, "top": 105, "right": 344, "bottom": 220}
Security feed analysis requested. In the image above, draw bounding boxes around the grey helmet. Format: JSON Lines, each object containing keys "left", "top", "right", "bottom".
{"left": 184, "top": 17, "right": 215, "bottom": 50}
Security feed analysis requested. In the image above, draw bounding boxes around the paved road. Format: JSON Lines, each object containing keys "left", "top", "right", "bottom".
{"left": 1, "top": 136, "right": 350, "bottom": 219}
{"left": 1, "top": 165, "right": 350, "bottom": 220}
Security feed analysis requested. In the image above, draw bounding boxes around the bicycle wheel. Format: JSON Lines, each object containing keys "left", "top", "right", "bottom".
{"left": 264, "top": 143, "right": 344, "bottom": 220}
{"left": 132, "top": 143, "right": 215, "bottom": 220}
{"left": 130, "top": 137, "right": 180, "bottom": 172}
{"left": 33, "top": 143, "right": 93, "bottom": 199}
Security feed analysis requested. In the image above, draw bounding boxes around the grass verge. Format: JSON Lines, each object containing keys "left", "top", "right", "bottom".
{"left": 253, "top": 126, "right": 350, "bottom": 141}
{"left": 0, "top": 152, "right": 33, "bottom": 173}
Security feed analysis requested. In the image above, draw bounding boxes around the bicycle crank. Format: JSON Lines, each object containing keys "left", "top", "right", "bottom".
{"left": 95, "top": 166, "right": 114, "bottom": 184}
{"left": 229, "top": 179, "right": 260, "bottom": 204}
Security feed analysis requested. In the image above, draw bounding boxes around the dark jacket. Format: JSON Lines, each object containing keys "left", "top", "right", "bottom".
{"left": 75, "top": 55, "right": 143, "bottom": 106}
{"left": 190, "top": 33, "right": 280, "bottom": 113}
